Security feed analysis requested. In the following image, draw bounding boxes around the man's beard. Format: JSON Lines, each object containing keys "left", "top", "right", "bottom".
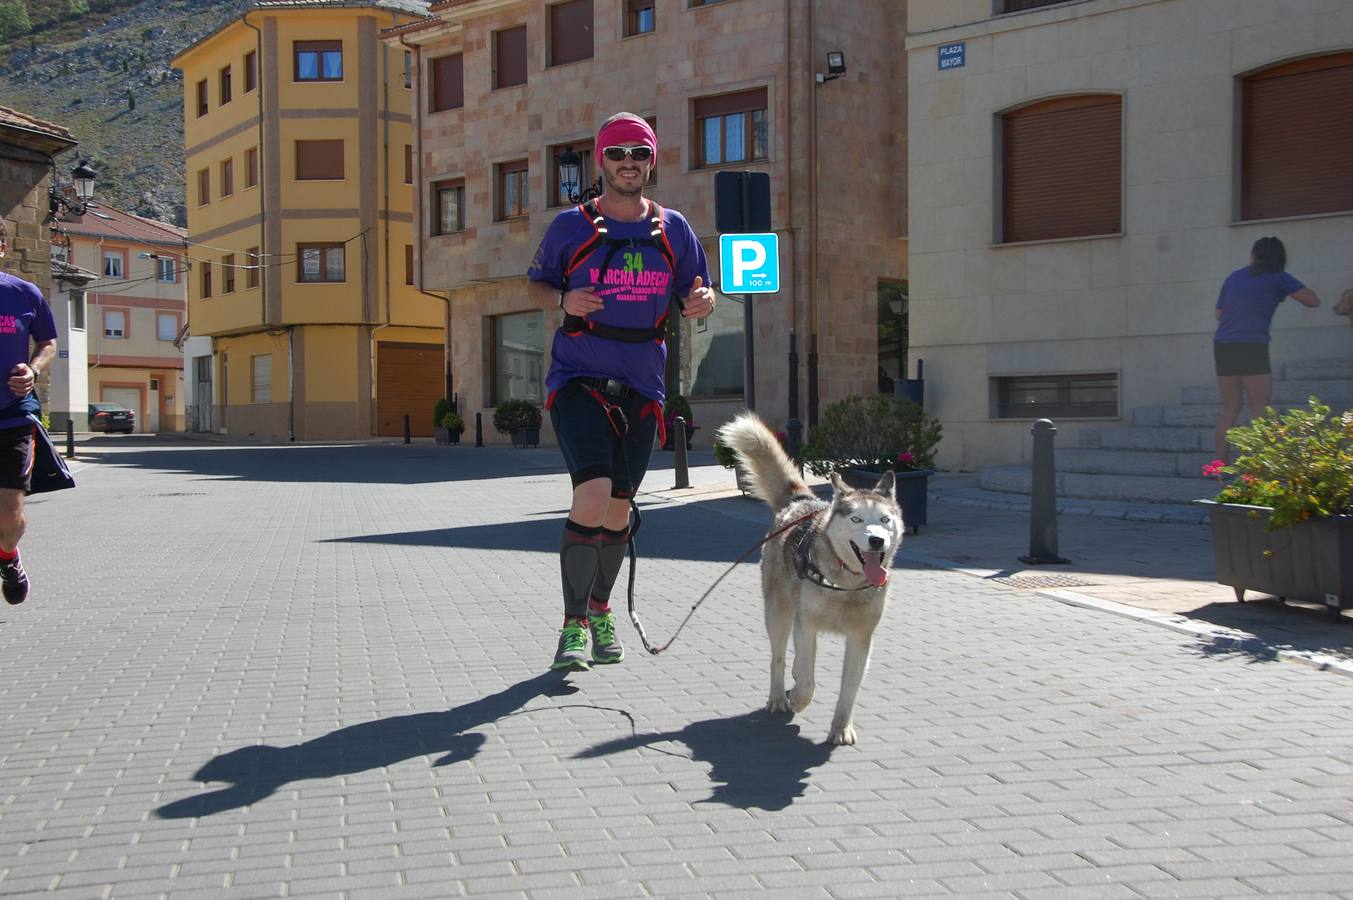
{"left": 604, "top": 169, "right": 644, "bottom": 197}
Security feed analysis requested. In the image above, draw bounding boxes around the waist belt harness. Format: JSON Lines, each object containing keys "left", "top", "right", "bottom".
{"left": 560, "top": 198, "right": 679, "bottom": 344}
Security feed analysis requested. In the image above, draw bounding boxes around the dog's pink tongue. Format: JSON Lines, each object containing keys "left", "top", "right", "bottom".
{"left": 863, "top": 554, "right": 888, "bottom": 586}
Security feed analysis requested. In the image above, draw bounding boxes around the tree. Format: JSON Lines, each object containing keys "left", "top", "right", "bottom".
{"left": 0, "top": 1, "right": 33, "bottom": 41}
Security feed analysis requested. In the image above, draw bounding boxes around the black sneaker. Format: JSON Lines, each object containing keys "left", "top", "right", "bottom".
{"left": 1, "top": 552, "right": 29, "bottom": 605}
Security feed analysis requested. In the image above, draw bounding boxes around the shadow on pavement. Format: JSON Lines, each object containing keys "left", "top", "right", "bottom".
{"left": 155, "top": 671, "right": 583, "bottom": 819}
{"left": 574, "top": 710, "right": 834, "bottom": 811}
{"left": 1186, "top": 597, "right": 1353, "bottom": 664}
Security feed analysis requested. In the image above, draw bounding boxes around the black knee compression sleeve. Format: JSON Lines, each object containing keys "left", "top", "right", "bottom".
{"left": 560, "top": 519, "right": 603, "bottom": 619}
{"left": 589, "top": 526, "right": 630, "bottom": 606}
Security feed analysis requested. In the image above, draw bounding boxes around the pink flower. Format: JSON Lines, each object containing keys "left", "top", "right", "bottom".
{"left": 1202, "top": 459, "right": 1225, "bottom": 478}
{"left": 896, "top": 452, "right": 914, "bottom": 463}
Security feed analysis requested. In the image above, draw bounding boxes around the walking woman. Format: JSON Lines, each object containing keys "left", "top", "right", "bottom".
{"left": 1213, "top": 236, "right": 1321, "bottom": 461}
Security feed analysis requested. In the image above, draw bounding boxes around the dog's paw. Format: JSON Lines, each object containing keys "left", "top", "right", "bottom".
{"left": 766, "top": 693, "right": 794, "bottom": 714}
{"left": 787, "top": 686, "right": 813, "bottom": 712}
{"left": 828, "top": 723, "right": 857, "bottom": 746}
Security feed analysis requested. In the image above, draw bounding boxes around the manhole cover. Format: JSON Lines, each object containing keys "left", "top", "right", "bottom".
{"left": 987, "top": 574, "right": 1094, "bottom": 589}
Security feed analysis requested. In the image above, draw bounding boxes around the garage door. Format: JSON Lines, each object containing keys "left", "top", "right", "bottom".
{"left": 376, "top": 343, "right": 443, "bottom": 437}
{"left": 102, "top": 387, "right": 143, "bottom": 433}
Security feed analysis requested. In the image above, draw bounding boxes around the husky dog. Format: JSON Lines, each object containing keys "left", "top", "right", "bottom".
{"left": 717, "top": 412, "right": 904, "bottom": 745}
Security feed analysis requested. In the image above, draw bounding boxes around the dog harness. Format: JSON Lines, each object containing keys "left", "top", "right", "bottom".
{"left": 789, "top": 511, "right": 885, "bottom": 592}
{"left": 559, "top": 198, "right": 678, "bottom": 344}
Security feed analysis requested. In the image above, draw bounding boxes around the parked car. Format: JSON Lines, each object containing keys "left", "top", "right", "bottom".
{"left": 89, "top": 402, "right": 135, "bottom": 434}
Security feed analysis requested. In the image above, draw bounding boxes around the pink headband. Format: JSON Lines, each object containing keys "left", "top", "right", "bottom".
{"left": 596, "top": 114, "right": 657, "bottom": 156}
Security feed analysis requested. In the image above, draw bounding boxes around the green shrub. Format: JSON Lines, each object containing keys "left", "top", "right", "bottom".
{"left": 492, "top": 398, "right": 542, "bottom": 434}
{"left": 1208, "top": 398, "right": 1353, "bottom": 530}
{"left": 433, "top": 398, "right": 451, "bottom": 429}
{"left": 439, "top": 410, "right": 465, "bottom": 431}
{"left": 665, "top": 393, "right": 692, "bottom": 423}
{"left": 800, "top": 395, "right": 942, "bottom": 478}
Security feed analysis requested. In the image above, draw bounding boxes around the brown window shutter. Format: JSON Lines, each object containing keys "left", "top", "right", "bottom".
{"left": 296, "top": 140, "right": 345, "bottom": 180}
{"left": 550, "top": 0, "right": 593, "bottom": 67}
{"left": 695, "top": 87, "right": 768, "bottom": 120}
{"left": 495, "top": 26, "right": 527, "bottom": 88}
{"left": 1242, "top": 52, "right": 1353, "bottom": 220}
{"left": 431, "top": 54, "right": 463, "bottom": 111}
{"left": 1002, "top": 94, "right": 1121, "bottom": 243}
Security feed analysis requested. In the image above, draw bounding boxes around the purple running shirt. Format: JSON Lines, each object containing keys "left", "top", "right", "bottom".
{"left": 0, "top": 271, "right": 57, "bottom": 428}
{"left": 528, "top": 200, "right": 709, "bottom": 404}
{"left": 1214, "top": 266, "right": 1305, "bottom": 344}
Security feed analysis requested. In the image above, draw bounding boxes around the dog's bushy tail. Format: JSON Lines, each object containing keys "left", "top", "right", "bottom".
{"left": 715, "top": 412, "right": 809, "bottom": 513}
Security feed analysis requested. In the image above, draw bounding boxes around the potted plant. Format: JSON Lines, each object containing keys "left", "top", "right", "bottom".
{"left": 433, "top": 399, "right": 459, "bottom": 445}
{"left": 662, "top": 393, "right": 697, "bottom": 450}
{"left": 800, "top": 395, "right": 943, "bottom": 533}
{"left": 493, "top": 398, "right": 543, "bottom": 448}
{"left": 1196, "top": 398, "right": 1352, "bottom": 620}
{"left": 439, "top": 410, "right": 465, "bottom": 445}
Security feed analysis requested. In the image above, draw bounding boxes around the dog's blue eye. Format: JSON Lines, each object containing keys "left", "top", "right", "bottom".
{"left": 850, "top": 515, "right": 862, "bottom": 523}
{"left": 880, "top": 516, "right": 890, "bottom": 525}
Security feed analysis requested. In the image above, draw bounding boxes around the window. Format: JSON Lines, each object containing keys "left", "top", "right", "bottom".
{"left": 157, "top": 256, "right": 177, "bottom": 283}
{"left": 195, "top": 79, "right": 208, "bottom": 117}
{"left": 550, "top": 142, "right": 593, "bottom": 207}
{"left": 245, "top": 147, "right": 259, "bottom": 188}
{"left": 69, "top": 290, "right": 85, "bottom": 330}
{"left": 222, "top": 254, "right": 236, "bottom": 293}
{"left": 246, "top": 247, "right": 260, "bottom": 289}
{"left": 995, "top": 373, "right": 1118, "bottom": 419}
{"left": 102, "top": 251, "right": 124, "bottom": 279}
{"left": 549, "top": 0, "right": 593, "bottom": 67}
{"left": 497, "top": 160, "right": 529, "bottom": 219}
{"left": 493, "top": 25, "right": 527, "bottom": 89}
{"left": 1241, "top": 52, "right": 1353, "bottom": 220}
{"left": 197, "top": 168, "right": 210, "bottom": 206}
{"left": 51, "top": 243, "right": 67, "bottom": 263}
{"left": 220, "top": 158, "right": 234, "bottom": 197}
{"left": 201, "top": 260, "right": 212, "bottom": 298}
{"left": 430, "top": 53, "right": 463, "bottom": 111}
{"left": 433, "top": 179, "right": 465, "bottom": 234}
{"left": 490, "top": 311, "right": 545, "bottom": 405}
{"left": 625, "top": 0, "right": 654, "bottom": 36}
{"left": 244, "top": 50, "right": 257, "bottom": 93}
{"left": 295, "top": 40, "right": 342, "bottom": 81}
{"left": 678, "top": 278, "right": 743, "bottom": 397}
{"left": 298, "top": 243, "right": 345, "bottom": 283}
{"left": 157, "top": 313, "right": 178, "bottom": 342}
{"left": 404, "top": 145, "right": 413, "bottom": 184}
{"left": 103, "top": 309, "right": 126, "bottom": 338}
{"left": 695, "top": 88, "right": 768, "bottom": 167}
{"left": 295, "top": 139, "right": 344, "bottom": 180}
{"left": 1000, "top": 94, "right": 1121, "bottom": 243}
{"left": 219, "top": 64, "right": 232, "bottom": 105}
{"left": 998, "top": 0, "right": 1067, "bottom": 11}
{"left": 877, "top": 281, "right": 909, "bottom": 393}
{"left": 403, "top": 50, "right": 412, "bottom": 89}
{"left": 405, "top": 244, "right": 414, "bottom": 286}
{"left": 251, "top": 354, "right": 272, "bottom": 403}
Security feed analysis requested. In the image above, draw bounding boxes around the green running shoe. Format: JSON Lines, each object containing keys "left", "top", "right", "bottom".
{"left": 589, "top": 610, "right": 624, "bottom": 665}
{"left": 551, "top": 618, "right": 590, "bottom": 671}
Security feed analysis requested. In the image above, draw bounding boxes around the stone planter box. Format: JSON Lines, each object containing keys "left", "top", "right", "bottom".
{"left": 840, "top": 467, "right": 933, "bottom": 534}
{"left": 1197, "top": 500, "right": 1353, "bottom": 620}
{"left": 435, "top": 427, "right": 462, "bottom": 445}
{"left": 510, "top": 426, "right": 540, "bottom": 449}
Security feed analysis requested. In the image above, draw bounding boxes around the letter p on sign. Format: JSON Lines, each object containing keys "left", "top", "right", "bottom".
{"left": 718, "top": 232, "right": 780, "bottom": 294}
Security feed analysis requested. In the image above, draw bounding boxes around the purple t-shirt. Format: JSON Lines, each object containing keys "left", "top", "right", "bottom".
{"left": 0, "top": 271, "right": 57, "bottom": 427}
{"left": 1214, "top": 266, "right": 1305, "bottom": 344}
{"left": 528, "top": 200, "right": 709, "bottom": 404}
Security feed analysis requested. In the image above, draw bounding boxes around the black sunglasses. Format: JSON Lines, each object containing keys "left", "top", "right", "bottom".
{"left": 601, "top": 145, "right": 653, "bottom": 162}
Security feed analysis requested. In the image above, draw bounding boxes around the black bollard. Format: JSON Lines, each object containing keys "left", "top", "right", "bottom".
{"left": 787, "top": 417, "right": 802, "bottom": 473}
{"left": 403, "top": 414, "right": 411, "bottom": 444}
{"left": 1019, "top": 418, "right": 1070, "bottom": 565}
{"left": 672, "top": 416, "right": 690, "bottom": 489}
{"left": 474, "top": 412, "right": 484, "bottom": 447}
{"left": 65, "top": 418, "right": 75, "bottom": 460}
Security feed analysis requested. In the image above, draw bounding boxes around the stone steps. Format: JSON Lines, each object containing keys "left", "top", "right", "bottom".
{"left": 978, "top": 357, "right": 1351, "bottom": 506}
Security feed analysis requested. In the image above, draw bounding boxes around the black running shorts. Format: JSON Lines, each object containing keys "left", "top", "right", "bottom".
{"left": 550, "top": 380, "right": 658, "bottom": 497}
{"left": 0, "top": 424, "right": 36, "bottom": 493}
{"left": 1214, "top": 341, "right": 1270, "bottom": 377}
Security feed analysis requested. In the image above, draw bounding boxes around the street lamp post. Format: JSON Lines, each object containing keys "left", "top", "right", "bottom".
{"left": 555, "top": 146, "right": 602, "bottom": 205}
{"left": 49, "top": 158, "right": 98, "bottom": 219}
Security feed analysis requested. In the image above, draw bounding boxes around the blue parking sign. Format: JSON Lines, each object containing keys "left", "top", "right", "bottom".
{"left": 718, "top": 233, "right": 780, "bottom": 294}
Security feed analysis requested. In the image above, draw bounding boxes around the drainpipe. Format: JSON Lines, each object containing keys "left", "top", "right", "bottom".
{"left": 784, "top": 0, "right": 797, "bottom": 423}
{"left": 806, "top": 0, "right": 820, "bottom": 428}
{"left": 241, "top": 9, "right": 266, "bottom": 326}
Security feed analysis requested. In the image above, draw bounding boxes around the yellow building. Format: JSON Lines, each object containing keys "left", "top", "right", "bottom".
{"left": 172, "top": 0, "right": 444, "bottom": 440}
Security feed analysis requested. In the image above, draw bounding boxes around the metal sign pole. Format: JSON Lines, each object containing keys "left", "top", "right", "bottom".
{"left": 741, "top": 173, "right": 755, "bottom": 411}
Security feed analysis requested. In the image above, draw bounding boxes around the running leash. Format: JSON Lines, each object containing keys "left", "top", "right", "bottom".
{"left": 625, "top": 507, "right": 817, "bottom": 655}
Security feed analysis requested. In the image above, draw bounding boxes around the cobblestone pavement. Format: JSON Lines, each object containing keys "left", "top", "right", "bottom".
{"left": 1, "top": 437, "right": 1351, "bottom": 898}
